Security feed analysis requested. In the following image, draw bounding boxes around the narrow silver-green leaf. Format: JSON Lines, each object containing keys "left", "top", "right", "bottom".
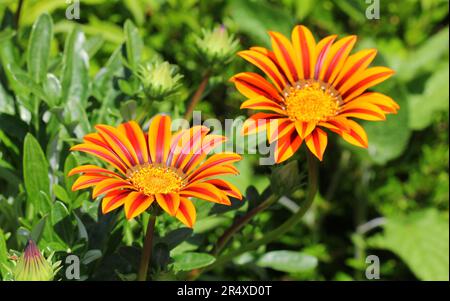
{"left": 257, "top": 251, "right": 318, "bottom": 273}
{"left": 172, "top": 252, "right": 216, "bottom": 271}
{"left": 61, "top": 27, "right": 90, "bottom": 134}
{"left": 124, "top": 20, "right": 143, "bottom": 71}
{"left": 27, "top": 13, "right": 53, "bottom": 84}
{"left": 23, "top": 133, "right": 51, "bottom": 213}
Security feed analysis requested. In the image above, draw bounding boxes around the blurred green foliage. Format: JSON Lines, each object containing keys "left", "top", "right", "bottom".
{"left": 0, "top": 0, "right": 448, "bottom": 281}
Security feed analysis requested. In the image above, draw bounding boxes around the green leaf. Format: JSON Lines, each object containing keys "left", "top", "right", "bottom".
{"left": 51, "top": 201, "right": 70, "bottom": 225}
{"left": 257, "top": 250, "right": 318, "bottom": 273}
{"left": 53, "top": 184, "right": 70, "bottom": 204}
{"left": 82, "top": 249, "right": 102, "bottom": 265}
{"left": 194, "top": 216, "right": 229, "bottom": 234}
{"left": 367, "top": 209, "right": 449, "bottom": 281}
{"left": 8, "top": 64, "right": 47, "bottom": 100}
{"left": 397, "top": 27, "right": 449, "bottom": 82}
{"left": 61, "top": 27, "right": 90, "bottom": 134}
{"left": 271, "top": 160, "right": 302, "bottom": 196}
{"left": 124, "top": 0, "right": 145, "bottom": 26}
{"left": 27, "top": 13, "right": 53, "bottom": 84}
{"left": 0, "top": 229, "right": 8, "bottom": 278}
{"left": 172, "top": 252, "right": 216, "bottom": 272}
{"left": 124, "top": 20, "right": 143, "bottom": 71}
{"left": 153, "top": 243, "right": 170, "bottom": 270}
{"left": 74, "top": 213, "right": 88, "bottom": 242}
{"left": 0, "top": 28, "right": 15, "bottom": 43}
{"left": 408, "top": 65, "right": 449, "bottom": 130}
{"left": 228, "top": 0, "right": 294, "bottom": 46}
{"left": 23, "top": 133, "right": 51, "bottom": 213}
{"left": 63, "top": 153, "right": 78, "bottom": 197}
{"left": 160, "top": 228, "right": 193, "bottom": 250}
{"left": 43, "top": 73, "right": 62, "bottom": 107}
{"left": 30, "top": 215, "right": 48, "bottom": 243}
{"left": 51, "top": 201, "right": 73, "bottom": 244}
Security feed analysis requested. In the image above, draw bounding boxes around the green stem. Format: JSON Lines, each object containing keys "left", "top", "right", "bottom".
{"left": 14, "top": 0, "right": 24, "bottom": 28}
{"left": 213, "top": 194, "right": 278, "bottom": 256}
{"left": 137, "top": 215, "right": 156, "bottom": 281}
{"left": 204, "top": 152, "right": 319, "bottom": 274}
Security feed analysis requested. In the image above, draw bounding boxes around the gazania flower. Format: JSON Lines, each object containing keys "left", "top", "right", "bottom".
{"left": 69, "top": 115, "right": 242, "bottom": 227}
{"left": 232, "top": 25, "right": 399, "bottom": 162}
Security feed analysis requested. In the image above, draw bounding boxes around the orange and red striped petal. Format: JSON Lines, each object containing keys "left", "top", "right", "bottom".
{"left": 172, "top": 126, "right": 209, "bottom": 170}
{"left": 155, "top": 193, "right": 180, "bottom": 216}
{"left": 241, "top": 96, "right": 286, "bottom": 115}
{"left": 318, "top": 116, "right": 351, "bottom": 134}
{"left": 124, "top": 192, "right": 154, "bottom": 220}
{"left": 320, "top": 35, "right": 357, "bottom": 83}
{"left": 189, "top": 165, "right": 239, "bottom": 183}
{"left": 339, "top": 67, "right": 395, "bottom": 102}
{"left": 101, "top": 190, "right": 129, "bottom": 214}
{"left": 337, "top": 119, "right": 369, "bottom": 148}
{"left": 305, "top": 128, "right": 328, "bottom": 161}
{"left": 230, "top": 72, "right": 282, "bottom": 102}
{"left": 274, "top": 131, "right": 303, "bottom": 163}
{"left": 180, "top": 182, "right": 229, "bottom": 205}
{"left": 333, "top": 49, "right": 377, "bottom": 90}
{"left": 70, "top": 143, "right": 128, "bottom": 174}
{"left": 347, "top": 92, "right": 399, "bottom": 114}
{"left": 72, "top": 174, "right": 110, "bottom": 191}
{"left": 92, "top": 178, "right": 134, "bottom": 199}
{"left": 340, "top": 101, "right": 387, "bottom": 121}
{"left": 183, "top": 134, "right": 228, "bottom": 175}
{"left": 175, "top": 198, "right": 196, "bottom": 228}
{"left": 96, "top": 124, "right": 139, "bottom": 168}
{"left": 148, "top": 115, "right": 172, "bottom": 164}
{"left": 250, "top": 46, "right": 277, "bottom": 61}
{"left": 291, "top": 25, "right": 316, "bottom": 79}
{"left": 241, "top": 113, "right": 283, "bottom": 136}
{"left": 267, "top": 118, "right": 295, "bottom": 143}
{"left": 68, "top": 165, "right": 123, "bottom": 179}
{"left": 294, "top": 121, "right": 317, "bottom": 139}
{"left": 188, "top": 153, "right": 241, "bottom": 180}
{"left": 314, "top": 35, "right": 337, "bottom": 80}
{"left": 269, "top": 31, "right": 300, "bottom": 84}
{"left": 205, "top": 179, "right": 242, "bottom": 200}
{"left": 118, "top": 121, "right": 149, "bottom": 164}
{"left": 238, "top": 50, "right": 287, "bottom": 91}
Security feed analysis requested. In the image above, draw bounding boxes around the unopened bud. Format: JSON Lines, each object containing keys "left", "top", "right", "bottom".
{"left": 195, "top": 25, "right": 239, "bottom": 66}
{"left": 13, "top": 240, "right": 54, "bottom": 281}
{"left": 137, "top": 60, "right": 183, "bottom": 100}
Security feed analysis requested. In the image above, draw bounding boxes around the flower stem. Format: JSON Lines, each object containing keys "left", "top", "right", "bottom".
{"left": 15, "top": 0, "right": 24, "bottom": 28}
{"left": 184, "top": 70, "right": 211, "bottom": 121}
{"left": 137, "top": 215, "right": 156, "bottom": 281}
{"left": 204, "top": 152, "right": 319, "bottom": 273}
{"left": 212, "top": 194, "right": 278, "bottom": 256}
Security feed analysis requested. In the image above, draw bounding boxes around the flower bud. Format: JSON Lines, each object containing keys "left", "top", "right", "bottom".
{"left": 13, "top": 240, "right": 54, "bottom": 281}
{"left": 195, "top": 25, "right": 239, "bottom": 66}
{"left": 137, "top": 60, "right": 183, "bottom": 100}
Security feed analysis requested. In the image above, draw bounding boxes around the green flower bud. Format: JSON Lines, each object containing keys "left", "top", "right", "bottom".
{"left": 195, "top": 25, "right": 239, "bottom": 66}
{"left": 13, "top": 240, "right": 54, "bottom": 281}
{"left": 137, "top": 60, "right": 183, "bottom": 100}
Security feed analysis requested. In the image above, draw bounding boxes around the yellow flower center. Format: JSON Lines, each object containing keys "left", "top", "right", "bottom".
{"left": 127, "top": 164, "right": 185, "bottom": 195}
{"left": 283, "top": 79, "right": 342, "bottom": 123}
